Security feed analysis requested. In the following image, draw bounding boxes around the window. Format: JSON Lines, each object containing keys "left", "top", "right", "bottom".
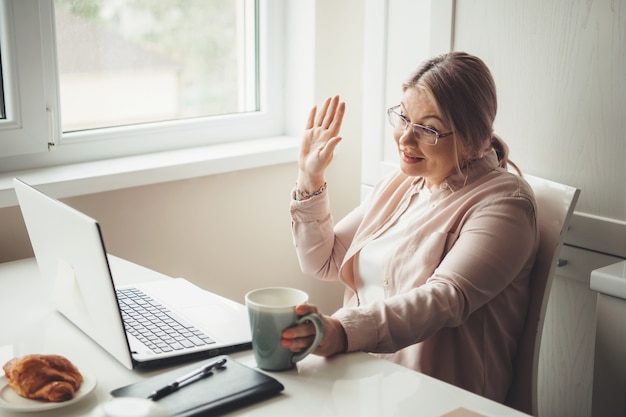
{"left": 0, "top": 0, "right": 282, "bottom": 172}
{"left": 56, "top": 0, "right": 258, "bottom": 132}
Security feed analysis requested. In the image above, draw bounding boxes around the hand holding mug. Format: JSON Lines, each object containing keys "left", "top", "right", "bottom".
{"left": 245, "top": 287, "right": 324, "bottom": 371}
{"left": 281, "top": 303, "right": 347, "bottom": 358}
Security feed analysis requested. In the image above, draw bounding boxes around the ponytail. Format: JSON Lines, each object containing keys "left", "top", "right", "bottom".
{"left": 491, "top": 134, "right": 521, "bottom": 175}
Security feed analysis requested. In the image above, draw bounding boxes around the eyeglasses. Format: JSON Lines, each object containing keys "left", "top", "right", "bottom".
{"left": 386, "top": 105, "right": 454, "bottom": 145}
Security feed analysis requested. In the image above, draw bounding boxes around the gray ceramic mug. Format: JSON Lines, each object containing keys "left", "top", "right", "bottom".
{"left": 245, "top": 287, "right": 324, "bottom": 371}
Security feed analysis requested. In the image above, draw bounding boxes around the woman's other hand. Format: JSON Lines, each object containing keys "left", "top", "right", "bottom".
{"left": 281, "top": 303, "right": 347, "bottom": 357}
{"left": 297, "top": 95, "right": 346, "bottom": 191}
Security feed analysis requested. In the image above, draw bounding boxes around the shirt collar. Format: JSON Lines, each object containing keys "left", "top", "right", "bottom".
{"left": 437, "top": 148, "right": 500, "bottom": 192}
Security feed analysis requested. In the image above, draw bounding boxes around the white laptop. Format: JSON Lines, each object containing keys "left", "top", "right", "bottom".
{"left": 13, "top": 178, "right": 251, "bottom": 370}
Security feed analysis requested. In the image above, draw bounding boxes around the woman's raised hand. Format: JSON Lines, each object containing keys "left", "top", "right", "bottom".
{"left": 297, "top": 96, "right": 346, "bottom": 191}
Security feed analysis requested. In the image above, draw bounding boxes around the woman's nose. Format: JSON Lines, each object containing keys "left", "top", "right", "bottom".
{"left": 397, "top": 126, "right": 414, "bottom": 145}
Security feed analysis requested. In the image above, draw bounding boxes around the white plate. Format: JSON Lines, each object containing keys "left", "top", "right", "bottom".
{"left": 0, "top": 371, "right": 96, "bottom": 412}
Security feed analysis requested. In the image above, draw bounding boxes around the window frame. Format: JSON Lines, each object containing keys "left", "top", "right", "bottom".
{"left": 0, "top": 0, "right": 56, "bottom": 159}
{"left": 0, "top": 0, "right": 284, "bottom": 173}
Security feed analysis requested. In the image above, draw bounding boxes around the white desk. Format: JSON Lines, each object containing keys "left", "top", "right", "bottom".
{"left": 0, "top": 258, "right": 529, "bottom": 417}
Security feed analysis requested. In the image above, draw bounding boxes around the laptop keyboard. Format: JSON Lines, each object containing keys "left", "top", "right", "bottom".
{"left": 116, "top": 287, "right": 215, "bottom": 354}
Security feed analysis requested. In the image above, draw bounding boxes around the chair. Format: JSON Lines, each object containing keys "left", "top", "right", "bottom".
{"left": 505, "top": 175, "right": 580, "bottom": 416}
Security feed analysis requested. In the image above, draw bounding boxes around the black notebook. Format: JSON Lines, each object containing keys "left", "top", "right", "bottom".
{"left": 111, "top": 356, "right": 284, "bottom": 416}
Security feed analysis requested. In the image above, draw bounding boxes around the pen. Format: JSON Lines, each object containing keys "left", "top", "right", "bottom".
{"left": 148, "top": 358, "right": 227, "bottom": 401}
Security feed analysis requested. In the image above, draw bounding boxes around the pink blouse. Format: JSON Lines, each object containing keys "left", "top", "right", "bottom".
{"left": 290, "top": 150, "right": 539, "bottom": 402}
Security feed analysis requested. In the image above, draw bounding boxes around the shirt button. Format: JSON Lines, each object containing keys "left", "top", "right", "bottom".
{"left": 383, "top": 279, "right": 389, "bottom": 286}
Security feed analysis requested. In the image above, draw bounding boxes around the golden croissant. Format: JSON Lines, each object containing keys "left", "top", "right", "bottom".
{"left": 3, "top": 354, "right": 83, "bottom": 402}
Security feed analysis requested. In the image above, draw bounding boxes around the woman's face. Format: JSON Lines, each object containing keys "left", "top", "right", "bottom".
{"left": 393, "top": 88, "right": 465, "bottom": 189}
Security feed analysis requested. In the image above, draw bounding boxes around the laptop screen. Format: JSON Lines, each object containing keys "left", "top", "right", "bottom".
{"left": 13, "top": 178, "right": 135, "bottom": 368}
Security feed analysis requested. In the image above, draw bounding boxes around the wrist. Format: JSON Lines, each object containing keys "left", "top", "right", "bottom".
{"left": 331, "top": 318, "right": 348, "bottom": 354}
{"left": 296, "top": 173, "right": 325, "bottom": 193}
{"left": 293, "top": 181, "right": 327, "bottom": 201}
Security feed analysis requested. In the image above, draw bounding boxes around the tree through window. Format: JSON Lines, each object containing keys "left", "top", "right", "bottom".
{"left": 55, "top": 0, "right": 258, "bottom": 133}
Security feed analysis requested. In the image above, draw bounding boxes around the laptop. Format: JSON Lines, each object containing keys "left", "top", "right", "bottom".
{"left": 13, "top": 178, "right": 252, "bottom": 370}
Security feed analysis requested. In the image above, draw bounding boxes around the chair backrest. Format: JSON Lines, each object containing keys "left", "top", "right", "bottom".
{"left": 505, "top": 174, "right": 580, "bottom": 416}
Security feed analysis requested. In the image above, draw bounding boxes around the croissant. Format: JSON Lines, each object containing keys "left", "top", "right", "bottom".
{"left": 2, "top": 354, "right": 83, "bottom": 402}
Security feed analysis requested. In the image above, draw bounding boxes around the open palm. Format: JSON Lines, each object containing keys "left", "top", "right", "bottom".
{"left": 299, "top": 96, "right": 346, "bottom": 182}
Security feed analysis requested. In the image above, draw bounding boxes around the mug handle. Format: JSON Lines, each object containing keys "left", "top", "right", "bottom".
{"left": 291, "top": 313, "right": 324, "bottom": 364}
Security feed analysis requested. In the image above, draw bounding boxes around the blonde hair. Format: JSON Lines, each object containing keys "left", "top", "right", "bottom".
{"left": 403, "top": 52, "right": 520, "bottom": 174}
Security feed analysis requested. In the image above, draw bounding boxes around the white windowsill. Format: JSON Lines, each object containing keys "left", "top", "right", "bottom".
{"left": 0, "top": 136, "right": 299, "bottom": 209}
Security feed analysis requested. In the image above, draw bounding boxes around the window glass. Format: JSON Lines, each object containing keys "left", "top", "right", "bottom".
{"left": 54, "top": 0, "right": 257, "bottom": 133}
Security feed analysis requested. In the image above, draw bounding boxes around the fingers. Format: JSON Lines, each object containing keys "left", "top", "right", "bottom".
{"left": 323, "top": 97, "right": 345, "bottom": 132}
{"left": 295, "top": 303, "right": 318, "bottom": 316}
{"left": 319, "top": 136, "right": 342, "bottom": 159}
{"left": 281, "top": 321, "right": 317, "bottom": 352}
{"left": 329, "top": 100, "right": 346, "bottom": 132}
{"left": 281, "top": 304, "right": 319, "bottom": 352}
{"left": 315, "top": 97, "right": 332, "bottom": 127}
{"left": 321, "top": 97, "right": 339, "bottom": 129}
{"left": 281, "top": 304, "right": 346, "bottom": 357}
{"left": 305, "top": 104, "right": 317, "bottom": 130}
{"left": 310, "top": 96, "right": 345, "bottom": 131}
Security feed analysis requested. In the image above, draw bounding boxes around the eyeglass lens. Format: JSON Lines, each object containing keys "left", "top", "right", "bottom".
{"left": 389, "top": 109, "right": 437, "bottom": 144}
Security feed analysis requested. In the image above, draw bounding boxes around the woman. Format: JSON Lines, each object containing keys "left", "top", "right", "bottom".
{"left": 283, "top": 52, "right": 538, "bottom": 402}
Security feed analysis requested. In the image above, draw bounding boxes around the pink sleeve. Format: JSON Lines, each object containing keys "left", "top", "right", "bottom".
{"left": 290, "top": 192, "right": 363, "bottom": 282}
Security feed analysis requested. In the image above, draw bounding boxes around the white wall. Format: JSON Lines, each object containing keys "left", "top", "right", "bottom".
{"left": 453, "top": 0, "right": 626, "bottom": 222}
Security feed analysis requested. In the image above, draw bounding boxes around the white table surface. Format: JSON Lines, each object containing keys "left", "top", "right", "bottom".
{"left": 0, "top": 257, "right": 529, "bottom": 417}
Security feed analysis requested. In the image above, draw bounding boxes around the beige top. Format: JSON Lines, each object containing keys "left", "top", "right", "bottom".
{"left": 290, "top": 150, "right": 539, "bottom": 402}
